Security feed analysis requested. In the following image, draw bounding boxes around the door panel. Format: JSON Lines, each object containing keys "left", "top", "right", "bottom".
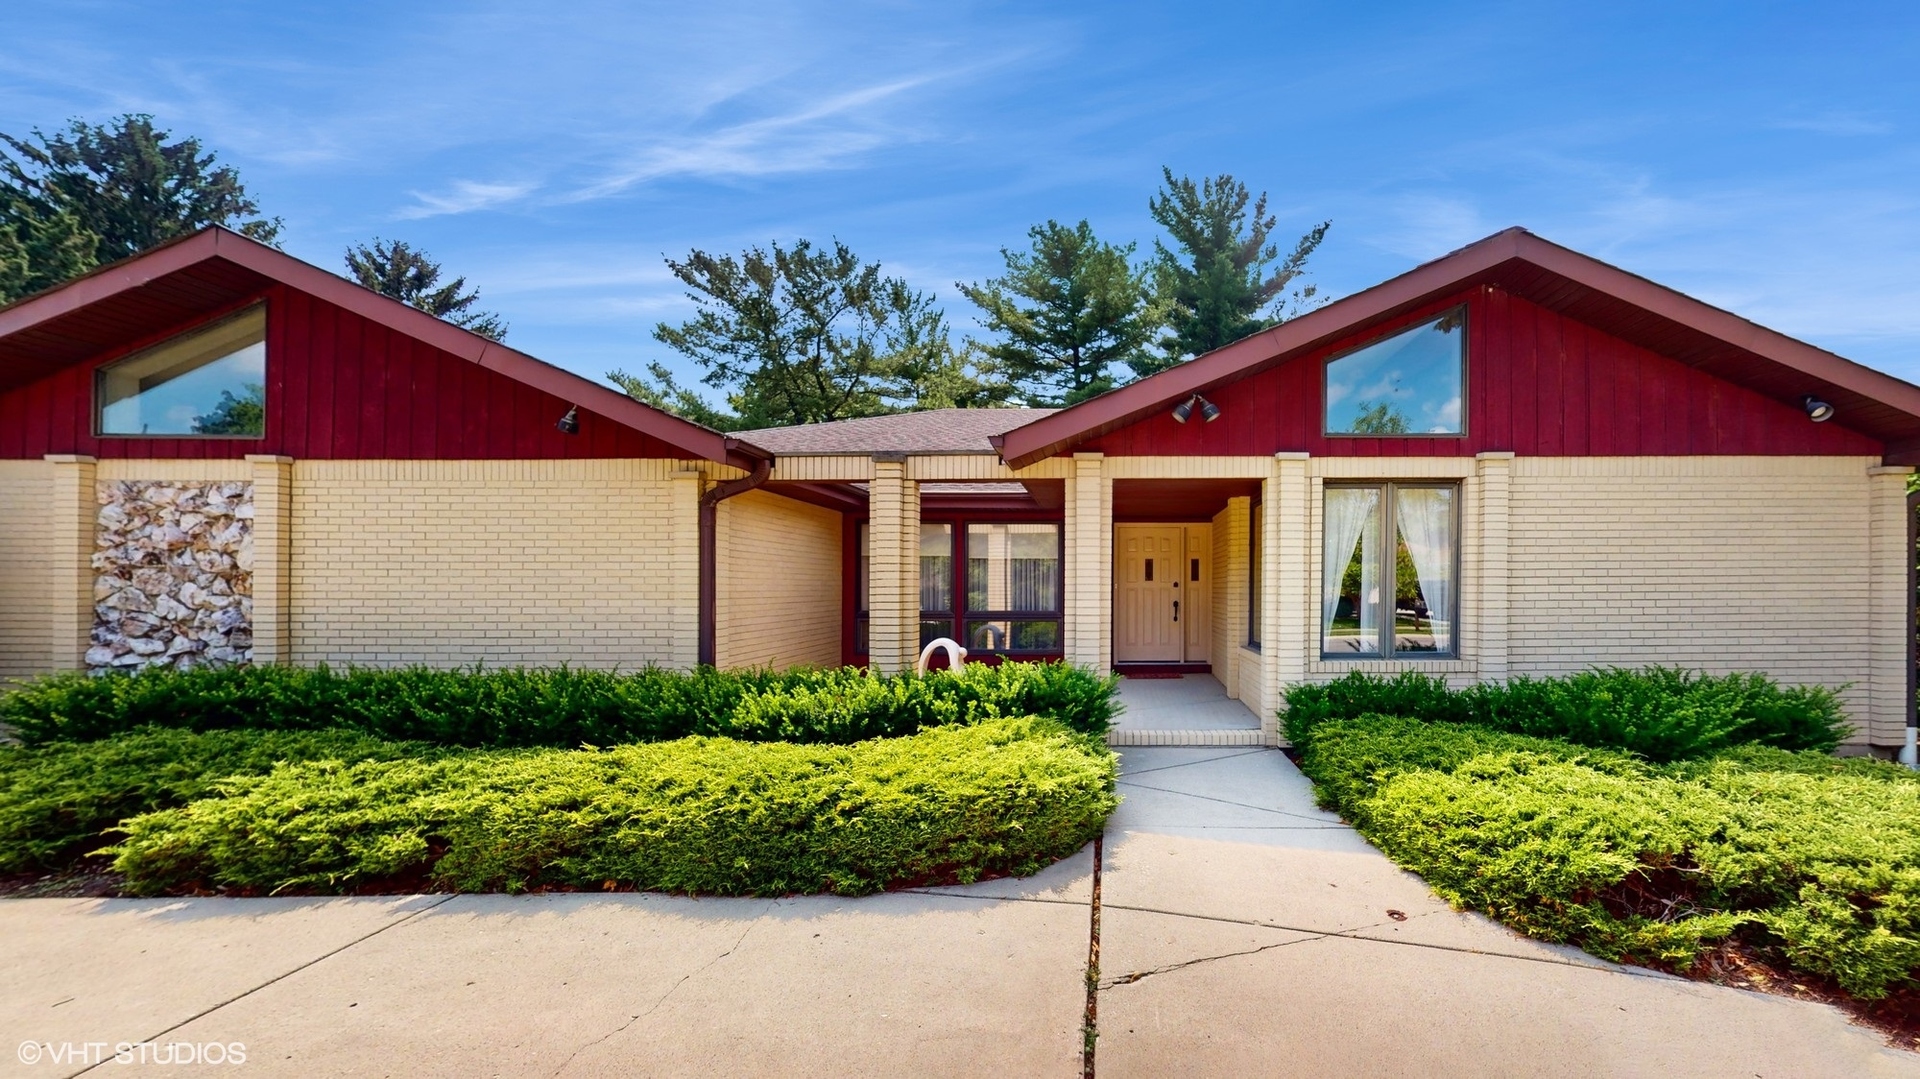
{"left": 1183, "top": 524, "right": 1211, "bottom": 663}
{"left": 1115, "top": 525, "right": 1183, "bottom": 662}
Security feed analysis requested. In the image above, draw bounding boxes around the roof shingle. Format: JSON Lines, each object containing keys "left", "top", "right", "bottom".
{"left": 736, "top": 408, "right": 1056, "bottom": 455}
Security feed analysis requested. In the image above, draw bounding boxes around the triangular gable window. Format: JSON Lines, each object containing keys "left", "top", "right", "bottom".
{"left": 96, "top": 305, "right": 267, "bottom": 437}
{"left": 1324, "top": 307, "right": 1465, "bottom": 436}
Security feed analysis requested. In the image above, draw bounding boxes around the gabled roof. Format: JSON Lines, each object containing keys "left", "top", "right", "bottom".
{"left": 0, "top": 227, "right": 769, "bottom": 468}
{"left": 737, "top": 407, "right": 1057, "bottom": 455}
{"left": 995, "top": 227, "right": 1920, "bottom": 467}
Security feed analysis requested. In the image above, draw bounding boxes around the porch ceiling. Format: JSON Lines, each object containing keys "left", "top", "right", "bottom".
{"left": 1113, "top": 478, "right": 1260, "bottom": 522}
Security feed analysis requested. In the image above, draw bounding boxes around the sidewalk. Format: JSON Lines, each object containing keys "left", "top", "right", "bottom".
{"left": 1, "top": 748, "right": 1913, "bottom": 1077}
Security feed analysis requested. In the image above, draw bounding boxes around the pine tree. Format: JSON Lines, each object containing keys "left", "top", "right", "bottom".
{"left": 345, "top": 238, "right": 507, "bottom": 341}
{"left": 0, "top": 114, "right": 279, "bottom": 304}
{"left": 1138, "top": 168, "right": 1328, "bottom": 377}
{"left": 958, "top": 220, "right": 1160, "bottom": 406}
{"left": 643, "top": 239, "right": 1004, "bottom": 428}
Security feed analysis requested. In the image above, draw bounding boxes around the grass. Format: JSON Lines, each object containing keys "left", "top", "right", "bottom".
{"left": 1293, "top": 714, "right": 1920, "bottom": 1001}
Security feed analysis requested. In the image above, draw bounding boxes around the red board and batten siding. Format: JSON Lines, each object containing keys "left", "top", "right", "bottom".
{"left": 0, "top": 283, "right": 682, "bottom": 460}
{"left": 1082, "top": 286, "right": 1883, "bottom": 458}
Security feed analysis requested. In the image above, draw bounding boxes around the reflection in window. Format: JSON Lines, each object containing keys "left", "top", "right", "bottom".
{"left": 964, "top": 522, "right": 1060, "bottom": 655}
{"left": 1322, "top": 487, "right": 1382, "bottom": 654}
{"left": 1324, "top": 309, "right": 1464, "bottom": 436}
{"left": 920, "top": 523, "right": 954, "bottom": 644}
{"left": 1392, "top": 487, "right": 1455, "bottom": 654}
{"left": 97, "top": 306, "right": 267, "bottom": 436}
{"left": 1320, "top": 484, "right": 1458, "bottom": 657}
{"left": 966, "top": 523, "right": 1059, "bottom": 613}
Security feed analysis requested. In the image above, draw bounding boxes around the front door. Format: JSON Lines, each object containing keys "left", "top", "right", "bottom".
{"left": 1115, "top": 525, "right": 1184, "bottom": 662}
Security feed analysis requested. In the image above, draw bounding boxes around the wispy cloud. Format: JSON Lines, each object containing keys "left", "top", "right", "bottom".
{"left": 396, "top": 179, "right": 539, "bottom": 219}
{"left": 1773, "top": 112, "right": 1894, "bottom": 137}
{"left": 563, "top": 75, "right": 943, "bottom": 202}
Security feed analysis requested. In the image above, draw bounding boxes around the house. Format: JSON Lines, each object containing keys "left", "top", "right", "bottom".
{"left": 0, "top": 226, "right": 1915, "bottom": 753}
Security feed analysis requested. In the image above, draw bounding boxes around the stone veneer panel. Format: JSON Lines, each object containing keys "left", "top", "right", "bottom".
{"left": 88, "top": 481, "right": 255, "bottom": 671}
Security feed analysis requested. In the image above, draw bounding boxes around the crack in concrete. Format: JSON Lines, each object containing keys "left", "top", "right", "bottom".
{"left": 1116, "top": 749, "right": 1267, "bottom": 778}
{"left": 1098, "top": 901, "right": 1654, "bottom": 978}
{"left": 1102, "top": 934, "right": 1318, "bottom": 989}
{"left": 1080, "top": 835, "right": 1103, "bottom": 1079}
{"left": 1114, "top": 779, "right": 1346, "bottom": 824}
{"left": 67, "top": 894, "right": 456, "bottom": 1079}
{"left": 549, "top": 901, "right": 772, "bottom": 1077}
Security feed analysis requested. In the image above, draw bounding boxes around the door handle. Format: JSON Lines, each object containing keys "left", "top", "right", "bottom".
{"left": 1173, "top": 600, "right": 1179, "bottom": 622}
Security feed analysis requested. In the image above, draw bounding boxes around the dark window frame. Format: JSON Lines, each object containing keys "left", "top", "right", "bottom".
{"left": 958, "top": 520, "right": 1065, "bottom": 656}
{"left": 1322, "top": 305, "right": 1468, "bottom": 440}
{"left": 843, "top": 509, "right": 1065, "bottom": 665}
{"left": 93, "top": 302, "right": 271, "bottom": 441}
{"left": 1319, "top": 480, "right": 1462, "bottom": 660}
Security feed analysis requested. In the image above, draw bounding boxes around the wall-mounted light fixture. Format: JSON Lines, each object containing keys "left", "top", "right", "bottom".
{"left": 556, "top": 406, "right": 581, "bottom": 435}
{"left": 1801, "top": 395, "right": 1835, "bottom": 423}
{"left": 1171, "top": 394, "right": 1221, "bottom": 424}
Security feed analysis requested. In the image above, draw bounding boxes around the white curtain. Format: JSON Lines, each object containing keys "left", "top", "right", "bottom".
{"left": 1394, "top": 487, "right": 1454, "bottom": 652}
{"left": 1322, "top": 488, "right": 1380, "bottom": 651}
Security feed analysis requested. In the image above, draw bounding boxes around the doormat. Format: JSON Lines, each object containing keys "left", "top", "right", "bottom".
{"left": 1118, "top": 671, "right": 1184, "bottom": 679}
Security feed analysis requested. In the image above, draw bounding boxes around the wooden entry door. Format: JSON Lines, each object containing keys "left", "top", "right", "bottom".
{"left": 1115, "top": 525, "right": 1185, "bottom": 662}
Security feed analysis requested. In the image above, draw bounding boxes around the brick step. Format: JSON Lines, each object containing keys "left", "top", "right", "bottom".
{"left": 1106, "top": 729, "right": 1269, "bottom": 747}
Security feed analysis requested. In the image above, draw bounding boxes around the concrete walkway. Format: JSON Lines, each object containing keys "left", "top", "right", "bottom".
{"left": 2, "top": 749, "right": 1914, "bottom": 1077}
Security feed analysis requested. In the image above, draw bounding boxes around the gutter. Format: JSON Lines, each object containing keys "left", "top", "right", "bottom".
{"left": 698, "top": 441, "right": 774, "bottom": 667}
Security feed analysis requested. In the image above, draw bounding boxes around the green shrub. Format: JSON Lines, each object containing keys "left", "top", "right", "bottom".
{"left": 1283, "top": 667, "right": 1850, "bottom": 761}
{"left": 110, "top": 717, "right": 1118, "bottom": 897}
{"left": 1, "top": 662, "right": 1118, "bottom": 748}
{"left": 1294, "top": 716, "right": 1920, "bottom": 999}
{"left": 0, "top": 728, "right": 434, "bottom": 872}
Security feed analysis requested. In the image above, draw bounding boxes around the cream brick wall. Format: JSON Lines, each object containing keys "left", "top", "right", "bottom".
{"left": 1210, "top": 496, "right": 1249, "bottom": 698}
{"left": 1505, "top": 456, "right": 1891, "bottom": 745}
{"left": 0, "top": 460, "right": 54, "bottom": 677}
{"left": 289, "top": 459, "right": 699, "bottom": 669}
{"left": 715, "top": 488, "right": 842, "bottom": 670}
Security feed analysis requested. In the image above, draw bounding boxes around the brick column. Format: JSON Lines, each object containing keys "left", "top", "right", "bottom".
{"left": 45, "top": 454, "right": 97, "bottom": 671}
{"left": 1868, "top": 464, "right": 1913, "bottom": 747}
{"left": 1264, "top": 453, "right": 1309, "bottom": 744}
{"left": 868, "top": 455, "right": 920, "bottom": 673}
{"left": 670, "top": 468, "right": 704, "bottom": 670}
{"left": 1475, "top": 452, "right": 1513, "bottom": 683}
{"left": 246, "top": 455, "right": 294, "bottom": 665}
{"left": 1063, "top": 452, "right": 1111, "bottom": 671}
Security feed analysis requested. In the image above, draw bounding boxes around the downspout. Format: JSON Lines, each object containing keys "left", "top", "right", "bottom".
{"left": 1905, "top": 488, "right": 1917, "bottom": 768}
{"left": 698, "top": 445, "right": 772, "bottom": 668}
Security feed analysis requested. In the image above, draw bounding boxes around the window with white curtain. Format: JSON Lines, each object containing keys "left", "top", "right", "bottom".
{"left": 1321, "top": 483, "right": 1458, "bottom": 658}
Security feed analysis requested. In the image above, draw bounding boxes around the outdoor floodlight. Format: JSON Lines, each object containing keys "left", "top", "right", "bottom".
{"left": 1801, "top": 395, "right": 1834, "bottom": 423}
{"left": 1171, "top": 394, "right": 1221, "bottom": 424}
{"left": 556, "top": 406, "right": 581, "bottom": 435}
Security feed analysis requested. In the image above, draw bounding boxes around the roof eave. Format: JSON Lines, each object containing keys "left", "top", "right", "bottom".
{"left": 0, "top": 227, "right": 768, "bottom": 468}
{"left": 995, "top": 227, "right": 1920, "bottom": 468}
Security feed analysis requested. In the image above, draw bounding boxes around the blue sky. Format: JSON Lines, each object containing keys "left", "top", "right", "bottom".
{"left": 4, "top": 1, "right": 1917, "bottom": 399}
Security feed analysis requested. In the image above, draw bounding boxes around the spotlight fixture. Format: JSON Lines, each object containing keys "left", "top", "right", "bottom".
{"left": 1171, "top": 394, "right": 1221, "bottom": 424}
{"left": 1800, "top": 395, "right": 1834, "bottom": 423}
{"left": 556, "top": 406, "right": 581, "bottom": 435}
